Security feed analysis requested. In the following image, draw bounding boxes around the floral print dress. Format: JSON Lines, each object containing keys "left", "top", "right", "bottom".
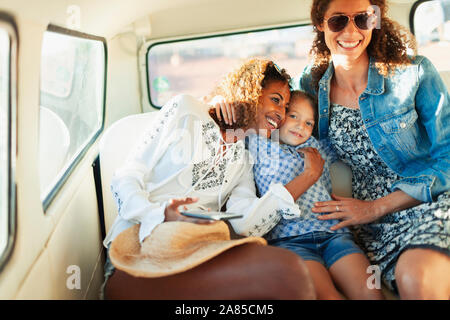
{"left": 328, "top": 103, "right": 450, "bottom": 291}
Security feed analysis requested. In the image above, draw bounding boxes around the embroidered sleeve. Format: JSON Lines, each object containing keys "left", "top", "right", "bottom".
{"left": 110, "top": 94, "right": 196, "bottom": 242}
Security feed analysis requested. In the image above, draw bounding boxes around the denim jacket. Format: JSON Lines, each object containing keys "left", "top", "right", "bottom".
{"left": 295, "top": 55, "right": 450, "bottom": 203}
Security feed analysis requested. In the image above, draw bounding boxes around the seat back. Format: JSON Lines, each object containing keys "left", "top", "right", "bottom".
{"left": 99, "top": 112, "right": 157, "bottom": 234}
{"left": 329, "top": 160, "right": 353, "bottom": 198}
{"left": 39, "top": 106, "right": 70, "bottom": 196}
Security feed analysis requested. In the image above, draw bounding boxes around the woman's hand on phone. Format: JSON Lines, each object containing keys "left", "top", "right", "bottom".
{"left": 164, "top": 197, "right": 215, "bottom": 224}
{"left": 298, "top": 147, "right": 324, "bottom": 183}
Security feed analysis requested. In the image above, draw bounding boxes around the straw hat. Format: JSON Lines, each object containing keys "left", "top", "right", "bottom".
{"left": 109, "top": 221, "right": 267, "bottom": 278}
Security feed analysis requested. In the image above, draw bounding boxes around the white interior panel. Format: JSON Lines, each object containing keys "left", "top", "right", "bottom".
{"left": 105, "top": 33, "right": 142, "bottom": 127}
{"left": 15, "top": 250, "right": 55, "bottom": 299}
{"left": 46, "top": 173, "right": 103, "bottom": 299}
{"left": 0, "top": 18, "right": 55, "bottom": 300}
{"left": 84, "top": 252, "right": 106, "bottom": 300}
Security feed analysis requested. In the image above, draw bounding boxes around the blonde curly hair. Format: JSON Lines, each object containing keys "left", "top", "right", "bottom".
{"left": 310, "top": 0, "right": 417, "bottom": 90}
{"left": 209, "top": 58, "right": 291, "bottom": 129}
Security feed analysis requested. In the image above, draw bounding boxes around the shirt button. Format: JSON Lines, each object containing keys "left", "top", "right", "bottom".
{"left": 323, "top": 109, "right": 327, "bottom": 113}
{"left": 324, "top": 87, "right": 327, "bottom": 91}
{"left": 400, "top": 122, "right": 406, "bottom": 129}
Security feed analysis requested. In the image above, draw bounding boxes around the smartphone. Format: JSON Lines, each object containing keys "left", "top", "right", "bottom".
{"left": 180, "top": 210, "right": 243, "bottom": 221}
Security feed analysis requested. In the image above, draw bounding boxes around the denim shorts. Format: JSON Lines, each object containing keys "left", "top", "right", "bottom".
{"left": 269, "top": 231, "right": 364, "bottom": 269}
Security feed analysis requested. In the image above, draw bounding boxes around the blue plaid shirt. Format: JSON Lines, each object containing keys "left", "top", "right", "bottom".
{"left": 247, "top": 134, "right": 349, "bottom": 240}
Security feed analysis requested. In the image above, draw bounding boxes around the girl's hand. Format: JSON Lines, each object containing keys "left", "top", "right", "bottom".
{"left": 164, "top": 197, "right": 215, "bottom": 224}
{"left": 312, "top": 194, "right": 383, "bottom": 230}
{"left": 299, "top": 147, "right": 324, "bottom": 183}
{"left": 209, "top": 95, "right": 236, "bottom": 125}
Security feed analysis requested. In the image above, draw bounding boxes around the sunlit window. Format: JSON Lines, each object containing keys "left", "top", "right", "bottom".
{"left": 146, "top": 25, "right": 315, "bottom": 108}
{"left": 414, "top": 0, "right": 450, "bottom": 71}
{"left": 39, "top": 27, "right": 106, "bottom": 207}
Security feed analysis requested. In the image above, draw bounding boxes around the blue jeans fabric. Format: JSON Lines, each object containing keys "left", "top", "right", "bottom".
{"left": 269, "top": 231, "right": 364, "bottom": 269}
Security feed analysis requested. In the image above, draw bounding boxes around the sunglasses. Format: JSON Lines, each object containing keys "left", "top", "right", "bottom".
{"left": 323, "top": 12, "right": 377, "bottom": 32}
{"left": 273, "top": 63, "right": 283, "bottom": 74}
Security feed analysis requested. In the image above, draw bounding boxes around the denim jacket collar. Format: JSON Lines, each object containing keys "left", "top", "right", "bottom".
{"left": 319, "top": 56, "right": 385, "bottom": 95}
{"left": 365, "top": 57, "right": 385, "bottom": 95}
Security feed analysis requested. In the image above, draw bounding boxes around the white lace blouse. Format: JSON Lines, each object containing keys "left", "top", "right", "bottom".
{"left": 103, "top": 94, "right": 300, "bottom": 246}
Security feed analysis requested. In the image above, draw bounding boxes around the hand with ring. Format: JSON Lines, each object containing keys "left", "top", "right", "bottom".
{"left": 312, "top": 194, "right": 383, "bottom": 230}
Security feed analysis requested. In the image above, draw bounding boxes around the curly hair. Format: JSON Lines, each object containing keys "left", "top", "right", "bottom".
{"left": 209, "top": 58, "right": 291, "bottom": 130}
{"left": 310, "top": 0, "right": 417, "bottom": 90}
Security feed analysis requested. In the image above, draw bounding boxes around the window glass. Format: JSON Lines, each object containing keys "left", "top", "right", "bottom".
{"left": 39, "top": 29, "right": 105, "bottom": 204}
{"left": 147, "top": 25, "right": 315, "bottom": 108}
{"left": 414, "top": 0, "right": 450, "bottom": 71}
{"left": 0, "top": 27, "right": 10, "bottom": 259}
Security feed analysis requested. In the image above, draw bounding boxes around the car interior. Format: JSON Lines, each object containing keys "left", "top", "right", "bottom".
{"left": 0, "top": 0, "right": 449, "bottom": 299}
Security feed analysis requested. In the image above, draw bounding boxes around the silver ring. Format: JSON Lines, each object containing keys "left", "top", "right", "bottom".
{"left": 336, "top": 205, "right": 339, "bottom": 212}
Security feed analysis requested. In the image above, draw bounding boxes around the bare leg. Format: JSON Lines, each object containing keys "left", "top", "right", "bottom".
{"left": 105, "top": 243, "right": 316, "bottom": 300}
{"left": 329, "top": 253, "right": 384, "bottom": 300}
{"left": 395, "top": 248, "right": 450, "bottom": 300}
{"left": 304, "top": 261, "right": 343, "bottom": 300}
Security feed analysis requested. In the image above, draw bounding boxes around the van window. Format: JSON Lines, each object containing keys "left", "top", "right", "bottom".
{"left": 39, "top": 26, "right": 106, "bottom": 208}
{"left": 0, "top": 20, "right": 15, "bottom": 269}
{"left": 413, "top": 0, "right": 450, "bottom": 71}
{"left": 146, "top": 25, "right": 314, "bottom": 108}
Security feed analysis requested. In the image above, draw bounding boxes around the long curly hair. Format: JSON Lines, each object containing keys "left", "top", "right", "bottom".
{"left": 310, "top": 0, "right": 417, "bottom": 90}
{"left": 209, "top": 58, "right": 291, "bottom": 130}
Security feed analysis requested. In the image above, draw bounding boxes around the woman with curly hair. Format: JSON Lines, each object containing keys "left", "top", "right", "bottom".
{"left": 295, "top": 0, "right": 450, "bottom": 299}
{"left": 101, "top": 58, "right": 322, "bottom": 299}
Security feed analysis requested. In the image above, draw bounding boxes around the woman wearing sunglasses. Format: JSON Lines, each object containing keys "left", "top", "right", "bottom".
{"left": 296, "top": 0, "right": 450, "bottom": 299}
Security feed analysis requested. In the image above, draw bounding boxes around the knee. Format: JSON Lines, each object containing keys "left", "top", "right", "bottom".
{"left": 264, "top": 248, "right": 316, "bottom": 300}
{"left": 358, "top": 287, "right": 385, "bottom": 300}
{"left": 395, "top": 260, "right": 430, "bottom": 299}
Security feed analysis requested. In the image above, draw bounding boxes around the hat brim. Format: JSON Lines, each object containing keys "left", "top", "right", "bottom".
{"left": 109, "top": 223, "right": 267, "bottom": 278}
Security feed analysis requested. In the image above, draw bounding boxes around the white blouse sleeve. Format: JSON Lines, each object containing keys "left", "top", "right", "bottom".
{"left": 226, "top": 157, "right": 301, "bottom": 237}
{"left": 110, "top": 94, "right": 191, "bottom": 242}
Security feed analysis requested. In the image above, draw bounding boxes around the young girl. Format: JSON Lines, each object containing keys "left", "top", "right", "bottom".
{"left": 247, "top": 90, "right": 384, "bottom": 300}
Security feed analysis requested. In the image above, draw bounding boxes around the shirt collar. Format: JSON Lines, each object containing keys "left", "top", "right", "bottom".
{"left": 293, "top": 137, "right": 315, "bottom": 150}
